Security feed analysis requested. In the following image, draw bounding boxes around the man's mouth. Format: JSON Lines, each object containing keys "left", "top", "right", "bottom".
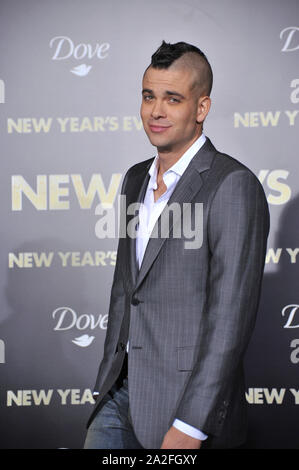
{"left": 148, "top": 124, "right": 171, "bottom": 133}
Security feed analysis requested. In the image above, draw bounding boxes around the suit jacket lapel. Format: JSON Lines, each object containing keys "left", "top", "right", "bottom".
{"left": 122, "top": 159, "right": 152, "bottom": 287}
{"left": 134, "top": 138, "right": 217, "bottom": 293}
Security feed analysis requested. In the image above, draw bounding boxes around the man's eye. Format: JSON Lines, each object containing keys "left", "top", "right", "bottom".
{"left": 143, "top": 95, "right": 153, "bottom": 101}
{"left": 169, "top": 97, "right": 180, "bottom": 103}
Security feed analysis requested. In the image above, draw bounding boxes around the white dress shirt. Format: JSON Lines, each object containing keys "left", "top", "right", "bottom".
{"left": 135, "top": 133, "right": 208, "bottom": 442}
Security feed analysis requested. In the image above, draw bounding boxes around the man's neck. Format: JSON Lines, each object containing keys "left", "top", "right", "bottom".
{"left": 157, "top": 132, "right": 202, "bottom": 177}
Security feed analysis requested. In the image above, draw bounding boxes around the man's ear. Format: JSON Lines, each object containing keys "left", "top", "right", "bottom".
{"left": 196, "top": 96, "right": 211, "bottom": 124}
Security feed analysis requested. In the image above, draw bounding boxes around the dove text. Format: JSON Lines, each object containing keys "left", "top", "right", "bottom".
{"left": 50, "top": 36, "right": 110, "bottom": 60}
{"left": 52, "top": 307, "right": 108, "bottom": 331}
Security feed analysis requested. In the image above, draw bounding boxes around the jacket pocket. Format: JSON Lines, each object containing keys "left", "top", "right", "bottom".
{"left": 177, "top": 345, "right": 200, "bottom": 371}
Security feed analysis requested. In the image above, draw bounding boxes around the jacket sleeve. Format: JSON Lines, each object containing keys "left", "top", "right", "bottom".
{"left": 173, "top": 169, "right": 270, "bottom": 436}
{"left": 92, "top": 170, "right": 129, "bottom": 393}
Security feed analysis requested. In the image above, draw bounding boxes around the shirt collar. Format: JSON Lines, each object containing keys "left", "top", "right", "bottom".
{"left": 148, "top": 133, "right": 206, "bottom": 189}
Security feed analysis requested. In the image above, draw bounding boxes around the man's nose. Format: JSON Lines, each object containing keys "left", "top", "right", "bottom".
{"left": 151, "top": 99, "right": 166, "bottom": 119}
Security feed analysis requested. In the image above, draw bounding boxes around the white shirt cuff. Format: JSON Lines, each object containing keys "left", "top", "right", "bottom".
{"left": 173, "top": 419, "right": 208, "bottom": 441}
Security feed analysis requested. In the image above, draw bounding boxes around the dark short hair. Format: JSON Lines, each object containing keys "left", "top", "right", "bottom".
{"left": 149, "top": 40, "right": 213, "bottom": 96}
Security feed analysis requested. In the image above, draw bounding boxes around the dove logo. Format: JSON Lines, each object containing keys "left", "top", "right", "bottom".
{"left": 72, "top": 335, "right": 95, "bottom": 347}
{"left": 71, "top": 64, "right": 92, "bottom": 77}
{"left": 49, "top": 36, "right": 110, "bottom": 76}
{"left": 52, "top": 307, "right": 108, "bottom": 348}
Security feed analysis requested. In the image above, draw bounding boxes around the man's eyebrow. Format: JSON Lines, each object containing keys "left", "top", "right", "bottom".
{"left": 142, "top": 88, "right": 153, "bottom": 94}
{"left": 165, "top": 90, "right": 185, "bottom": 99}
{"left": 142, "top": 88, "right": 185, "bottom": 99}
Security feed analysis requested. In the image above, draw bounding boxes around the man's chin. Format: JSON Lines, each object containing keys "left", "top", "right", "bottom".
{"left": 146, "top": 134, "right": 173, "bottom": 152}
{"left": 151, "top": 141, "right": 173, "bottom": 153}
{"left": 156, "top": 144, "right": 173, "bottom": 153}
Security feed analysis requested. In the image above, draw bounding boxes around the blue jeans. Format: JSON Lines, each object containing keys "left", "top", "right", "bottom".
{"left": 84, "top": 378, "right": 143, "bottom": 449}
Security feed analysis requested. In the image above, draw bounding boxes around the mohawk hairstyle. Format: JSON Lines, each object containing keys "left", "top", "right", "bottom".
{"left": 149, "top": 40, "right": 213, "bottom": 96}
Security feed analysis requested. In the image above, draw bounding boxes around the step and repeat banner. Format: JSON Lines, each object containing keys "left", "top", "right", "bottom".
{"left": 0, "top": 0, "right": 298, "bottom": 449}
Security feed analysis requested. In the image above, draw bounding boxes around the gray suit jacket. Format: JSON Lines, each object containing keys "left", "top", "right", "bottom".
{"left": 87, "top": 137, "right": 270, "bottom": 449}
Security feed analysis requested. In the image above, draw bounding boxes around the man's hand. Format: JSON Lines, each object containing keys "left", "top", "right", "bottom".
{"left": 160, "top": 426, "right": 202, "bottom": 449}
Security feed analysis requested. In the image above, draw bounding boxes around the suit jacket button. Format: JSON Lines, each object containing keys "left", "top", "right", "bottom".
{"left": 131, "top": 297, "right": 140, "bottom": 306}
{"left": 120, "top": 342, "right": 126, "bottom": 350}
